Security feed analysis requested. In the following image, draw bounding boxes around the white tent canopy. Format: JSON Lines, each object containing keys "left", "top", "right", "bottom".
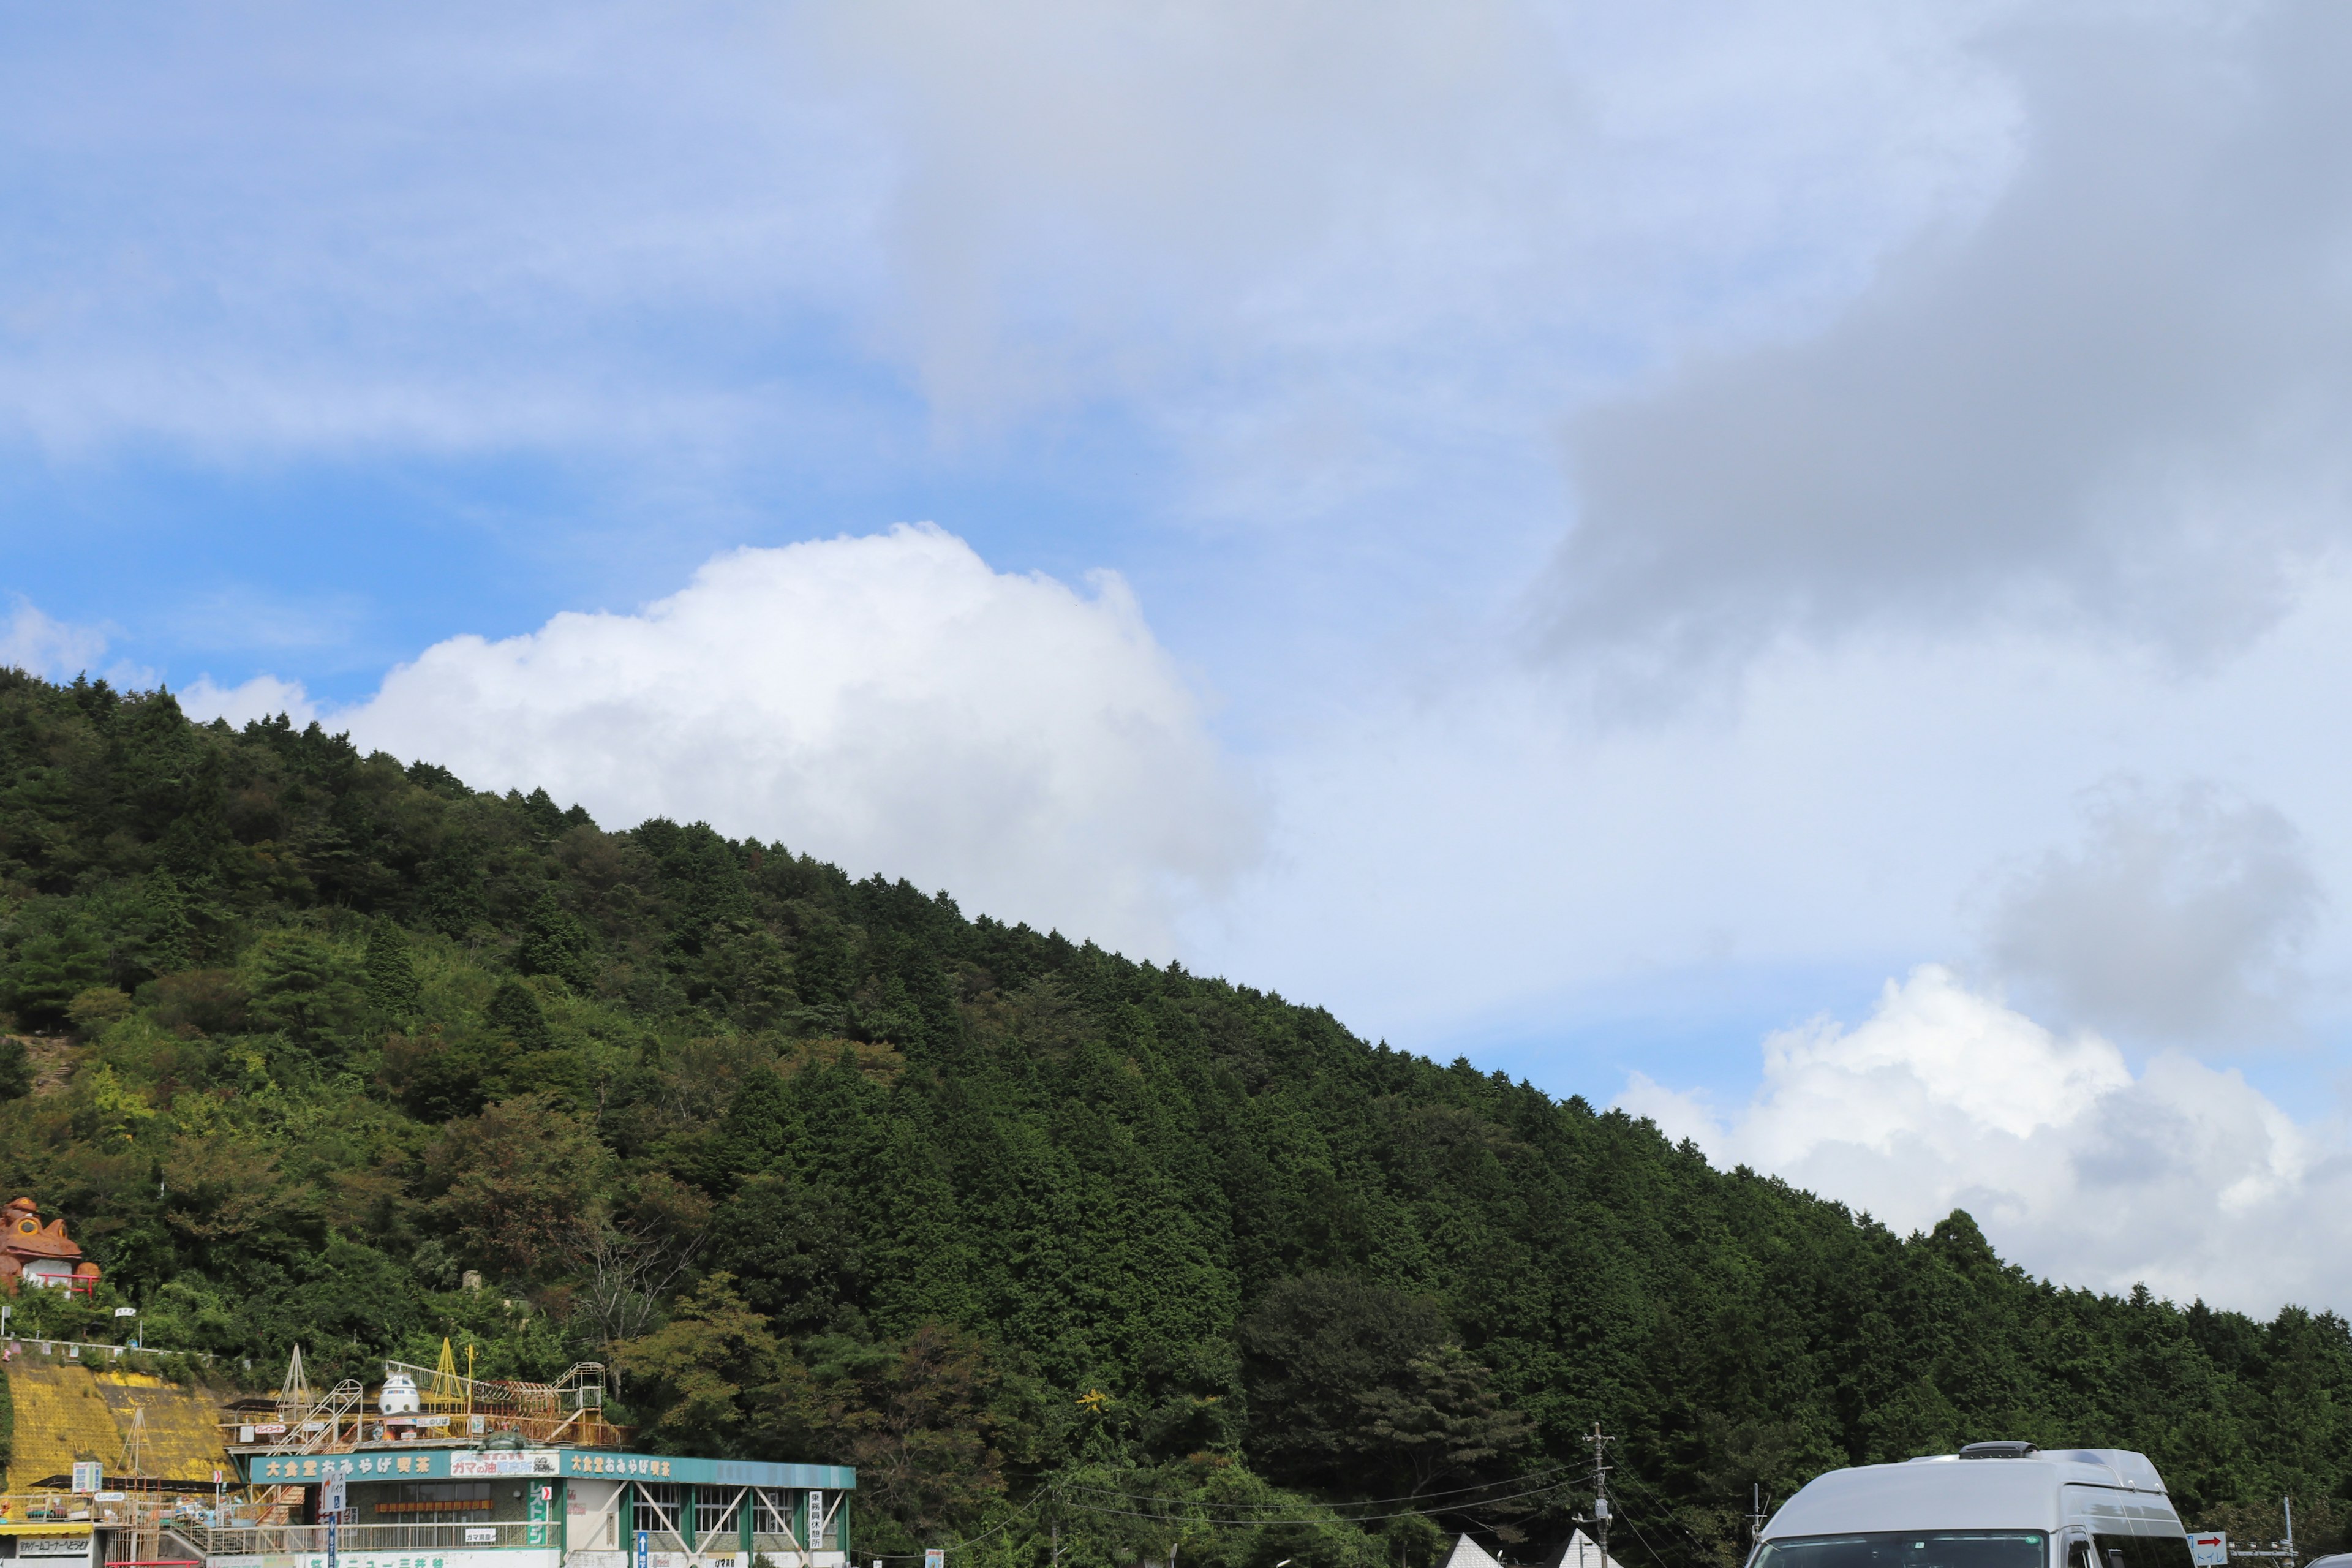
{"left": 1445, "top": 1529, "right": 1632, "bottom": 1568}
{"left": 1444, "top": 1536, "right": 1509, "bottom": 1568}
{"left": 1551, "top": 1531, "right": 1632, "bottom": 1568}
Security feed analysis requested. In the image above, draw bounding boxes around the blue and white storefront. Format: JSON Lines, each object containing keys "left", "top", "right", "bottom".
{"left": 225, "top": 1450, "right": 855, "bottom": 1568}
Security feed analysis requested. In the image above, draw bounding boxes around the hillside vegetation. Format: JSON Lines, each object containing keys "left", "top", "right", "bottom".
{"left": 1, "top": 669, "right": 2346, "bottom": 1568}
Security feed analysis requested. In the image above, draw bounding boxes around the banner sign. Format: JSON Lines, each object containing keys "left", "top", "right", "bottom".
{"left": 246, "top": 1449, "right": 856, "bottom": 1491}
{"left": 450, "top": 1452, "right": 562, "bottom": 1479}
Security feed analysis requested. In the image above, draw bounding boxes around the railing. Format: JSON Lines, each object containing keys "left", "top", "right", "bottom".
{"left": 216, "top": 1362, "right": 630, "bottom": 1458}
{"left": 276, "top": 1382, "right": 366, "bottom": 1457}
{"left": 173, "top": 1522, "right": 551, "bottom": 1556}
{"left": 2, "top": 1337, "right": 212, "bottom": 1363}
{"left": 219, "top": 1412, "right": 635, "bottom": 1454}
{"left": 378, "top": 1362, "right": 610, "bottom": 1419}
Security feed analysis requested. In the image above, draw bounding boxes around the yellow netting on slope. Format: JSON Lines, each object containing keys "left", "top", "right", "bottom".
{"left": 91, "top": 1370, "right": 232, "bottom": 1482}
{"left": 2, "top": 1360, "right": 122, "bottom": 1494}
{"left": 2, "top": 1360, "right": 233, "bottom": 1493}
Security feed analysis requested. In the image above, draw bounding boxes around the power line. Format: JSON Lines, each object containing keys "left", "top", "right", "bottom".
{"left": 1060, "top": 1462, "right": 1586, "bottom": 1512}
{"left": 1056, "top": 1474, "right": 1584, "bottom": 1528}
{"left": 867, "top": 1449, "right": 1598, "bottom": 1555}
{"left": 864, "top": 1485, "right": 1051, "bottom": 1560}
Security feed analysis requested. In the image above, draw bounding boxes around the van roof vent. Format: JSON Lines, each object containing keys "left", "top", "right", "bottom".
{"left": 1958, "top": 1442, "right": 2038, "bottom": 1460}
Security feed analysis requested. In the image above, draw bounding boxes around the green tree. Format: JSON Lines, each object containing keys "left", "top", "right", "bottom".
{"left": 615, "top": 1273, "right": 782, "bottom": 1457}
{"left": 0, "top": 1033, "right": 31, "bottom": 1099}
{"left": 706, "top": 1170, "right": 864, "bottom": 1332}
{"left": 1241, "top": 1274, "right": 1450, "bottom": 1488}
{"left": 136, "top": 872, "right": 197, "bottom": 976}
{"left": 1356, "top": 1341, "right": 1534, "bottom": 1498}
{"left": 247, "top": 929, "right": 365, "bottom": 1065}
{"left": 428, "top": 1093, "right": 612, "bottom": 1282}
{"left": 772, "top": 1322, "right": 1011, "bottom": 1539}
{"left": 514, "top": 894, "right": 598, "bottom": 993}
{"left": 483, "top": 978, "right": 554, "bottom": 1054}
{"left": 3, "top": 927, "right": 107, "bottom": 1031}
{"left": 364, "top": 919, "right": 422, "bottom": 1020}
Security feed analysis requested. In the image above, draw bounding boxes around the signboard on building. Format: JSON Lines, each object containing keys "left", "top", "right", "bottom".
{"left": 70, "top": 1461, "right": 102, "bottom": 1494}
{"left": 290, "top": 1551, "right": 559, "bottom": 1568}
{"left": 20, "top": 1537, "right": 95, "bottom": 1558}
{"left": 246, "top": 1447, "right": 856, "bottom": 1491}
{"left": 450, "top": 1450, "right": 562, "bottom": 1478}
{"left": 2190, "top": 1537, "right": 2228, "bottom": 1567}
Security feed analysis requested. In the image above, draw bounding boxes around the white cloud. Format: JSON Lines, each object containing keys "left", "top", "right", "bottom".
{"left": 0, "top": 0, "right": 2015, "bottom": 548}
{"left": 234, "top": 526, "right": 1252, "bottom": 956}
{"left": 1617, "top": 965, "right": 2352, "bottom": 1315}
{"left": 179, "top": 673, "right": 320, "bottom": 729}
{"left": 818, "top": 0, "right": 2015, "bottom": 522}
{"left": 1, "top": 600, "right": 109, "bottom": 679}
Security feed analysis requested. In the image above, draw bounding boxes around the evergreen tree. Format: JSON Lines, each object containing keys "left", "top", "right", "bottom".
{"left": 364, "top": 919, "right": 423, "bottom": 1021}
{"left": 514, "top": 892, "right": 598, "bottom": 993}
{"left": 0, "top": 1033, "right": 30, "bottom": 1099}
{"left": 484, "top": 976, "right": 554, "bottom": 1054}
{"left": 138, "top": 871, "right": 197, "bottom": 976}
{"left": 248, "top": 929, "right": 364, "bottom": 1065}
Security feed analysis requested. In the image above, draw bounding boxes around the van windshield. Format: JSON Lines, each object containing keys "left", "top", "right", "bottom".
{"left": 1755, "top": 1532, "right": 2049, "bottom": 1568}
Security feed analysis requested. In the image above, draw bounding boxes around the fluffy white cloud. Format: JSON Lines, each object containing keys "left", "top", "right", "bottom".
{"left": 179, "top": 673, "right": 318, "bottom": 729}
{"left": 1618, "top": 966, "right": 2352, "bottom": 1315}
{"left": 186, "top": 526, "right": 1255, "bottom": 956}
{"left": 1, "top": 601, "right": 109, "bottom": 679}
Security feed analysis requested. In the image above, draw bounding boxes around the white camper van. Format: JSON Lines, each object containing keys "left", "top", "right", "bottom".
{"left": 1752, "top": 1442, "right": 2193, "bottom": 1568}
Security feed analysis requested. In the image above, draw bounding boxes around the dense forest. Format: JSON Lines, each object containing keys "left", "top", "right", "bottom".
{"left": 1, "top": 669, "right": 2346, "bottom": 1568}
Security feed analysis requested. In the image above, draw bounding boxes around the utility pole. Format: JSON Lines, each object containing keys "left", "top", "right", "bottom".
{"left": 2283, "top": 1497, "right": 2296, "bottom": 1568}
{"left": 1750, "top": 1486, "right": 1772, "bottom": 1557}
{"left": 1589, "top": 1425, "right": 1614, "bottom": 1568}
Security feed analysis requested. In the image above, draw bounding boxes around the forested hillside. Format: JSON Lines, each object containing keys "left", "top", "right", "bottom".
{"left": 2, "top": 670, "right": 2347, "bottom": 1568}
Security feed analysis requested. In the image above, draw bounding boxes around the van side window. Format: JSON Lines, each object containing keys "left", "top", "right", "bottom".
{"left": 2068, "top": 1542, "right": 2093, "bottom": 1568}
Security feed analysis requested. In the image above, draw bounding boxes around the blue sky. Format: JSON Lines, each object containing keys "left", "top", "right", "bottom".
{"left": 10, "top": 0, "right": 2352, "bottom": 1310}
